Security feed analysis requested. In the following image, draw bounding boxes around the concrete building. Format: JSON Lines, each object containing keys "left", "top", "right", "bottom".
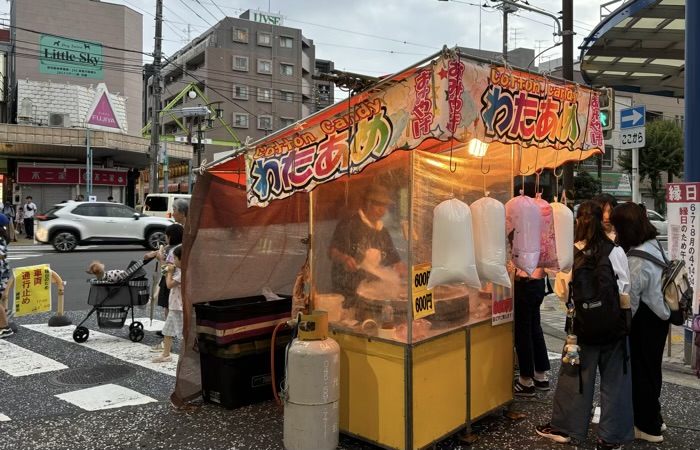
{"left": 1, "top": 0, "right": 192, "bottom": 208}
{"left": 148, "top": 9, "right": 334, "bottom": 163}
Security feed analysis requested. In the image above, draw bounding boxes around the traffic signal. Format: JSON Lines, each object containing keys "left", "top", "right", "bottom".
{"left": 599, "top": 87, "right": 615, "bottom": 139}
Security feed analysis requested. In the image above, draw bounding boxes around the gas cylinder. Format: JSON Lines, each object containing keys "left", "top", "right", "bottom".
{"left": 283, "top": 311, "right": 340, "bottom": 450}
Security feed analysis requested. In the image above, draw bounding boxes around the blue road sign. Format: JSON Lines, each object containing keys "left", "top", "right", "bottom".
{"left": 620, "top": 105, "right": 646, "bottom": 130}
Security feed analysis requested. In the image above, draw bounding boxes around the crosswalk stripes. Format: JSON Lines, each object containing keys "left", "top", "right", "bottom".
{"left": 0, "top": 414, "right": 11, "bottom": 422}
{"left": 55, "top": 384, "right": 158, "bottom": 411}
{"left": 0, "top": 339, "right": 68, "bottom": 376}
{"left": 23, "top": 323, "right": 178, "bottom": 376}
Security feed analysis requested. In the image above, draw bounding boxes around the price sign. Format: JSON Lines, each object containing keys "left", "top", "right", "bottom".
{"left": 492, "top": 281, "right": 514, "bottom": 326}
{"left": 620, "top": 128, "right": 646, "bottom": 150}
{"left": 411, "top": 263, "right": 435, "bottom": 320}
{"left": 13, "top": 264, "right": 52, "bottom": 316}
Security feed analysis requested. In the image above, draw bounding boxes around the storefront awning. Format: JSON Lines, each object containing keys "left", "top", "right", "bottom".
{"left": 580, "top": 0, "right": 685, "bottom": 97}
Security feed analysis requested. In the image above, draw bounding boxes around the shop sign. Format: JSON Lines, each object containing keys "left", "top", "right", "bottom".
{"left": 17, "top": 167, "right": 127, "bottom": 186}
{"left": 411, "top": 263, "right": 435, "bottom": 320}
{"left": 247, "top": 55, "right": 603, "bottom": 207}
{"left": 250, "top": 10, "right": 284, "bottom": 25}
{"left": 85, "top": 83, "right": 124, "bottom": 133}
{"left": 13, "top": 265, "right": 52, "bottom": 316}
{"left": 492, "top": 282, "right": 513, "bottom": 326}
{"left": 39, "top": 35, "right": 103, "bottom": 79}
{"left": 585, "top": 172, "right": 632, "bottom": 198}
{"left": 667, "top": 183, "right": 700, "bottom": 321}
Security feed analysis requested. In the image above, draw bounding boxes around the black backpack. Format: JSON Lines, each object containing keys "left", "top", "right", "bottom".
{"left": 568, "top": 240, "right": 628, "bottom": 345}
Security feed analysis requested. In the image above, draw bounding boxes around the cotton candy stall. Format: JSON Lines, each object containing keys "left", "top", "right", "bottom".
{"left": 551, "top": 201, "right": 574, "bottom": 272}
{"left": 505, "top": 195, "right": 541, "bottom": 276}
{"left": 427, "top": 198, "right": 481, "bottom": 289}
{"left": 471, "top": 196, "right": 511, "bottom": 288}
{"left": 535, "top": 193, "right": 558, "bottom": 269}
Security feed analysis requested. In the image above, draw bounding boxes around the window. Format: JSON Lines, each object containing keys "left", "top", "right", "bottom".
{"left": 675, "top": 114, "right": 685, "bottom": 129}
{"left": 233, "top": 113, "right": 249, "bottom": 128}
{"left": 280, "top": 91, "right": 294, "bottom": 102}
{"left": 258, "top": 32, "right": 272, "bottom": 46}
{"left": 233, "top": 27, "right": 248, "bottom": 43}
{"left": 258, "top": 115, "right": 273, "bottom": 130}
{"left": 257, "top": 87, "right": 272, "bottom": 102}
{"left": 144, "top": 196, "right": 168, "bottom": 212}
{"left": 582, "top": 145, "right": 614, "bottom": 169}
{"left": 233, "top": 56, "right": 249, "bottom": 72}
{"left": 280, "top": 117, "right": 295, "bottom": 128}
{"left": 232, "top": 84, "right": 248, "bottom": 100}
{"left": 648, "top": 210, "right": 664, "bottom": 221}
{"left": 279, "top": 36, "right": 293, "bottom": 48}
{"left": 72, "top": 204, "right": 107, "bottom": 217}
{"left": 108, "top": 204, "right": 136, "bottom": 218}
{"left": 257, "top": 59, "right": 272, "bottom": 74}
{"left": 280, "top": 64, "right": 294, "bottom": 76}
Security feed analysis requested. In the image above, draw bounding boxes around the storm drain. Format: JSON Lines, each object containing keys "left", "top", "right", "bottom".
{"left": 49, "top": 365, "right": 136, "bottom": 387}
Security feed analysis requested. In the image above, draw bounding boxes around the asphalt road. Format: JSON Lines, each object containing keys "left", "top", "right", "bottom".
{"left": 6, "top": 243, "right": 154, "bottom": 311}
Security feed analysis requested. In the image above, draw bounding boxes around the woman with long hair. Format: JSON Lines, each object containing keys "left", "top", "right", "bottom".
{"left": 610, "top": 202, "right": 678, "bottom": 443}
{"left": 536, "top": 201, "right": 633, "bottom": 450}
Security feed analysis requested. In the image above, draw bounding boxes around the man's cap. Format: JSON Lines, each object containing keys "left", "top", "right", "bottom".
{"left": 365, "top": 185, "right": 394, "bottom": 205}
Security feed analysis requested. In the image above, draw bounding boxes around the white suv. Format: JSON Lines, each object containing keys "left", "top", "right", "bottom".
{"left": 35, "top": 202, "right": 173, "bottom": 252}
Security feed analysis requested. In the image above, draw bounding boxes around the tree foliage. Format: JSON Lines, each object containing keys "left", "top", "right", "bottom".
{"left": 574, "top": 170, "right": 602, "bottom": 202}
{"left": 619, "top": 119, "right": 684, "bottom": 214}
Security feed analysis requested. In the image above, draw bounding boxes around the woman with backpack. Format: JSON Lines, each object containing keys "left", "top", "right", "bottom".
{"left": 610, "top": 202, "right": 680, "bottom": 444}
{"left": 536, "top": 201, "right": 633, "bottom": 450}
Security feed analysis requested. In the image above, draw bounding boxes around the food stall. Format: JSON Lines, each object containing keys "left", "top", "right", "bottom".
{"left": 177, "top": 47, "right": 604, "bottom": 450}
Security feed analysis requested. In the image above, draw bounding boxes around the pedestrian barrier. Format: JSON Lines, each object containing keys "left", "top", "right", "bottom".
{"left": 1, "top": 268, "right": 71, "bottom": 327}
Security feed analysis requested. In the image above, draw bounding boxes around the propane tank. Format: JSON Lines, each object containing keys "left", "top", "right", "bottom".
{"left": 283, "top": 311, "right": 340, "bottom": 450}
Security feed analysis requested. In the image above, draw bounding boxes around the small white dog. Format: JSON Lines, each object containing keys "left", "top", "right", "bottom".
{"left": 86, "top": 261, "right": 126, "bottom": 283}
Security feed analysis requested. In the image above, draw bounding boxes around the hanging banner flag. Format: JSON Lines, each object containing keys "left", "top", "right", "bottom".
{"left": 13, "top": 265, "right": 52, "bottom": 316}
{"left": 667, "top": 183, "right": 700, "bottom": 323}
{"left": 246, "top": 53, "right": 604, "bottom": 207}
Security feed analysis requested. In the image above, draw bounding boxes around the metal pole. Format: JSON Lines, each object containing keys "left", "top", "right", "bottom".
{"left": 502, "top": 5, "right": 509, "bottom": 61}
{"left": 686, "top": 0, "right": 699, "bottom": 182}
{"left": 632, "top": 148, "right": 640, "bottom": 203}
{"left": 149, "top": 0, "right": 163, "bottom": 196}
{"left": 188, "top": 160, "right": 193, "bottom": 194}
{"left": 86, "top": 127, "right": 92, "bottom": 197}
{"left": 561, "top": 0, "right": 575, "bottom": 205}
{"left": 163, "top": 140, "right": 169, "bottom": 194}
{"left": 479, "top": 5, "right": 482, "bottom": 50}
{"left": 597, "top": 154, "right": 603, "bottom": 194}
{"left": 197, "top": 120, "right": 203, "bottom": 168}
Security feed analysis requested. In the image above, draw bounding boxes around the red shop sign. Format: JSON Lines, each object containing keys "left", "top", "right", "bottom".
{"left": 17, "top": 167, "right": 81, "bottom": 184}
{"left": 79, "top": 169, "right": 127, "bottom": 186}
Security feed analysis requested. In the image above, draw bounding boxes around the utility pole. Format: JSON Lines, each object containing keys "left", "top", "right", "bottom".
{"left": 561, "top": 0, "right": 575, "bottom": 205}
{"left": 148, "top": 0, "right": 163, "bottom": 196}
{"left": 196, "top": 119, "right": 203, "bottom": 168}
{"left": 502, "top": 4, "right": 509, "bottom": 60}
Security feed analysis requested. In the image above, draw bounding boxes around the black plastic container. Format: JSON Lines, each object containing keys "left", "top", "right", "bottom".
{"left": 199, "top": 334, "right": 291, "bottom": 409}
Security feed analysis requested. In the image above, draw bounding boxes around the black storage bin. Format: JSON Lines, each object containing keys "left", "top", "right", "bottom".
{"left": 199, "top": 333, "right": 291, "bottom": 409}
{"left": 194, "top": 296, "right": 292, "bottom": 346}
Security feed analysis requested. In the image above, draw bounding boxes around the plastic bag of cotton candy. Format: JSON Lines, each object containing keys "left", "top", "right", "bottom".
{"left": 505, "top": 194, "right": 541, "bottom": 276}
{"left": 427, "top": 199, "right": 481, "bottom": 290}
{"left": 550, "top": 200, "right": 574, "bottom": 272}
{"left": 471, "top": 196, "right": 511, "bottom": 288}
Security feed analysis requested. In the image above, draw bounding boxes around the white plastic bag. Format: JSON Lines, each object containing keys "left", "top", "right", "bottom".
{"left": 535, "top": 194, "right": 559, "bottom": 269}
{"left": 505, "top": 195, "right": 541, "bottom": 276}
{"left": 551, "top": 201, "right": 574, "bottom": 272}
{"left": 427, "top": 199, "right": 481, "bottom": 289}
{"left": 471, "top": 197, "right": 511, "bottom": 288}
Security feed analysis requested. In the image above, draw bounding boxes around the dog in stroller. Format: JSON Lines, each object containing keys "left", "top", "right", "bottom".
{"left": 73, "top": 259, "right": 153, "bottom": 343}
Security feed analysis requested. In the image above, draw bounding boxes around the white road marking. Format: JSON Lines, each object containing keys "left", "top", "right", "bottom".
{"left": 548, "top": 351, "right": 561, "bottom": 361}
{"left": 7, "top": 253, "right": 43, "bottom": 261}
{"left": 591, "top": 406, "right": 601, "bottom": 424}
{"left": 0, "top": 340, "right": 68, "bottom": 377}
{"left": 125, "top": 318, "right": 166, "bottom": 332}
{"left": 0, "top": 414, "right": 11, "bottom": 421}
{"left": 55, "top": 384, "right": 157, "bottom": 411}
{"left": 23, "top": 324, "right": 177, "bottom": 376}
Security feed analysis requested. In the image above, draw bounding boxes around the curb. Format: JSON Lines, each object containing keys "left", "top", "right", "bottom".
{"left": 542, "top": 322, "right": 696, "bottom": 376}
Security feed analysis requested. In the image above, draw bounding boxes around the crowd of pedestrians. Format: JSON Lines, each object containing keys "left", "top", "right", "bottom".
{"left": 516, "top": 194, "right": 678, "bottom": 449}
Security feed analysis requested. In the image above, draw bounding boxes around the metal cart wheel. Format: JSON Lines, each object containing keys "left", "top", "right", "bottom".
{"left": 129, "top": 328, "right": 145, "bottom": 342}
{"left": 129, "top": 321, "right": 144, "bottom": 331}
{"left": 73, "top": 326, "right": 89, "bottom": 343}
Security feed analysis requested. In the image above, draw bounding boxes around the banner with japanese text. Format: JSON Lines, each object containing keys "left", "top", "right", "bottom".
{"left": 667, "top": 183, "right": 700, "bottom": 319}
{"left": 246, "top": 53, "right": 604, "bottom": 207}
{"left": 13, "top": 264, "right": 52, "bottom": 316}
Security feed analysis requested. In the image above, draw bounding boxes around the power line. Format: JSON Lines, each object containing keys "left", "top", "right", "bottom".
{"left": 193, "top": 0, "right": 220, "bottom": 23}
{"left": 177, "top": 0, "right": 214, "bottom": 28}
{"left": 208, "top": 0, "right": 228, "bottom": 18}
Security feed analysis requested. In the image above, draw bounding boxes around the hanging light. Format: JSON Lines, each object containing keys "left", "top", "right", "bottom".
{"left": 468, "top": 138, "right": 489, "bottom": 157}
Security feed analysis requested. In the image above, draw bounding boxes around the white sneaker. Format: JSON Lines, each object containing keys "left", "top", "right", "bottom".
{"left": 660, "top": 422, "right": 667, "bottom": 433}
{"left": 151, "top": 355, "right": 172, "bottom": 363}
{"left": 0, "top": 328, "right": 13, "bottom": 339}
{"left": 635, "top": 426, "right": 663, "bottom": 443}
{"left": 149, "top": 342, "right": 164, "bottom": 353}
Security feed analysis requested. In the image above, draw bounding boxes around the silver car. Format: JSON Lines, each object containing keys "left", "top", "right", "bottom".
{"left": 35, "top": 202, "right": 173, "bottom": 252}
{"left": 647, "top": 209, "right": 668, "bottom": 240}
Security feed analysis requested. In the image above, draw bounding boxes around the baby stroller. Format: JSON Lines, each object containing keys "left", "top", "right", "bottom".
{"left": 73, "top": 260, "right": 151, "bottom": 343}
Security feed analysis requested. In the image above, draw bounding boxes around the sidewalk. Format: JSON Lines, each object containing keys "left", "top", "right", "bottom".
{"left": 540, "top": 292, "right": 694, "bottom": 375}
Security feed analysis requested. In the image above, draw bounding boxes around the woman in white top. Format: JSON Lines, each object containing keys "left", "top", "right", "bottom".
{"left": 610, "top": 202, "right": 679, "bottom": 444}
{"left": 536, "top": 201, "right": 633, "bottom": 450}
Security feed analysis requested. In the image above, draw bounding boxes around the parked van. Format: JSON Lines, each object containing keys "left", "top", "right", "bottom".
{"left": 142, "top": 194, "right": 191, "bottom": 218}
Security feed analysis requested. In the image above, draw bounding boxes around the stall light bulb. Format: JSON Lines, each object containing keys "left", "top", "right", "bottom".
{"left": 468, "top": 139, "right": 489, "bottom": 157}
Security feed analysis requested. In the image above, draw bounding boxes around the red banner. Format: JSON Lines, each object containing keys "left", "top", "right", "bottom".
{"left": 17, "top": 167, "right": 127, "bottom": 186}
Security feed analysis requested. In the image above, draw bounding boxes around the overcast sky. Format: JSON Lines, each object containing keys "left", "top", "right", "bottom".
{"left": 3, "top": 0, "right": 618, "bottom": 79}
{"left": 83, "top": 0, "right": 613, "bottom": 74}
